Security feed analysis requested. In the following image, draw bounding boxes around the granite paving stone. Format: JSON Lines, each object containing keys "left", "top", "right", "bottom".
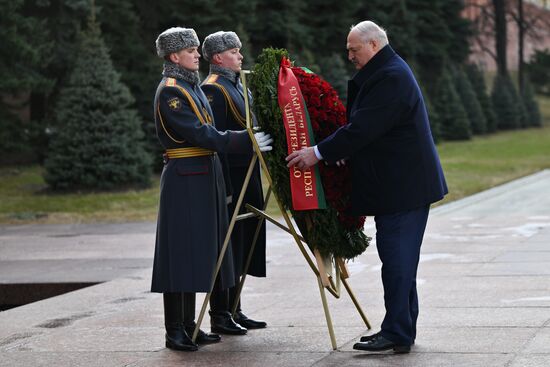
{"left": 0, "top": 169, "right": 549, "bottom": 366}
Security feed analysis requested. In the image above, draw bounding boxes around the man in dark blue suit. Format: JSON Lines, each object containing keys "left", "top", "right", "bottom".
{"left": 286, "top": 20, "right": 448, "bottom": 353}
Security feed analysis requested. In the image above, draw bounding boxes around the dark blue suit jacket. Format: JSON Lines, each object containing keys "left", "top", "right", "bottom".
{"left": 317, "top": 45, "right": 448, "bottom": 215}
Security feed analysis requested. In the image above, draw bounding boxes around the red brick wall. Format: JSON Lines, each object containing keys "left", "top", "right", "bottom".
{"left": 464, "top": 0, "right": 550, "bottom": 71}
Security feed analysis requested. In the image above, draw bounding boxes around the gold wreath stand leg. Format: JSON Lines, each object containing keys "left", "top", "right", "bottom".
{"left": 192, "top": 152, "right": 258, "bottom": 343}
{"left": 230, "top": 187, "right": 272, "bottom": 317}
{"left": 193, "top": 70, "right": 370, "bottom": 349}
{"left": 243, "top": 205, "right": 371, "bottom": 331}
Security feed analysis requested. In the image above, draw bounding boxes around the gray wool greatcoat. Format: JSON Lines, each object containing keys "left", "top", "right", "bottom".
{"left": 151, "top": 75, "right": 251, "bottom": 293}
{"left": 201, "top": 72, "right": 267, "bottom": 279}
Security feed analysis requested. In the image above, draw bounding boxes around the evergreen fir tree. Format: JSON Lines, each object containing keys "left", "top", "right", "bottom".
{"left": 503, "top": 76, "right": 528, "bottom": 128}
{"left": 356, "top": 0, "right": 417, "bottom": 60}
{"left": 235, "top": 22, "right": 254, "bottom": 69}
{"left": 526, "top": 49, "right": 550, "bottom": 96}
{"left": 317, "top": 54, "right": 349, "bottom": 100}
{"left": 97, "top": 0, "right": 161, "bottom": 168}
{"left": 25, "top": 0, "right": 90, "bottom": 115}
{"left": 44, "top": 17, "right": 151, "bottom": 190}
{"left": 390, "top": 0, "right": 469, "bottom": 94}
{"left": 465, "top": 63, "right": 497, "bottom": 133}
{"left": 522, "top": 79, "right": 542, "bottom": 127}
{"left": 425, "top": 94, "right": 441, "bottom": 144}
{"left": 288, "top": 50, "right": 320, "bottom": 75}
{"left": 0, "top": 0, "right": 52, "bottom": 161}
{"left": 518, "top": 94, "right": 529, "bottom": 128}
{"left": 305, "top": 0, "right": 359, "bottom": 58}
{"left": 434, "top": 69, "right": 471, "bottom": 141}
{"left": 439, "top": 0, "right": 472, "bottom": 64}
{"left": 417, "top": 74, "right": 440, "bottom": 143}
{"left": 248, "top": 0, "right": 311, "bottom": 56}
{"left": 453, "top": 67, "right": 487, "bottom": 134}
{"left": 491, "top": 74, "right": 520, "bottom": 130}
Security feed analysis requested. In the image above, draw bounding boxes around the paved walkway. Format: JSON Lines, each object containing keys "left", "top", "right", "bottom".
{"left": 1, "top": 170, "right": 549, "bottom": 366}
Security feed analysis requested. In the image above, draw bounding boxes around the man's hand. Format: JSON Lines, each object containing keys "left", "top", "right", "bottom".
{"left": 254, "top": 131, "right": 273, "bottom": 152}
{"left": 286, "top": 146, "right": 319, "bottom": 170}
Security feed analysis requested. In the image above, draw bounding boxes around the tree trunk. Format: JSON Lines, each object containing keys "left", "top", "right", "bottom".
{"left": 30, "top": 92, "right": 46, "bottom": 122}
{"left": 493, "top": 0, "right": 508, "bottom": 76}
{"left": 518, "top": 0, "right": 525, "bottom": 92}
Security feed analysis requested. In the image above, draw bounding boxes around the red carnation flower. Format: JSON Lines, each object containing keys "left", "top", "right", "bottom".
{"left": 291, "top": 66, "right": 366, "bottom": 230}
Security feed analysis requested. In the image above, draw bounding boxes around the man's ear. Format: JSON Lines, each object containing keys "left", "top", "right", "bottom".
{"left": 370, "top": 40, "right": 379, "bottom": 51}
{"left": 212, "top": 53, "right": 222, "bottom": 65}
{"left": 168, "top": 52, "right": 179, "bottom": 64}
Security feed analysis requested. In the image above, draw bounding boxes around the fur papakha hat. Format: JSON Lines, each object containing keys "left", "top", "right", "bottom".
{"left": 155, "top": 27, "right": 199, "bottom": 58}
{"left": 202, "top": 31, "right": 242, "bottom": 62}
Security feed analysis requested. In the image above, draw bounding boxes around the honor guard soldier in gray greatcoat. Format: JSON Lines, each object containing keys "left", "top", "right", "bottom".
{"left": 151, "top": 27, "right": 272, "bottom": 352}
{"left": 201, "top": 31, "right": 268, "bottom": 335}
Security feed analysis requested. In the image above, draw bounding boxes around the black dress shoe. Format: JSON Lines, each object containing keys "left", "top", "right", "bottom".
{"left": 185, "top": 325, "right": 221, "bottom": 344}
{"left": 360, "top": 332, "right": 414, "bottom": 345}
{"left": 359, "top": 332, "right": 414, "bottom": 345}
{"left": 360, "top": 331, "right": 380, "bottom": 342}
{"left": 210, "top": 311, "right": 247, "bottom": 335}
{"left": 234, "top": 310, "right": 267, "bottom": 329}
{"left": 353, "top": 334, "right": 410, "bottom": 354}
{"left": 165, "top": 326, "right": 198, "bottom": 352}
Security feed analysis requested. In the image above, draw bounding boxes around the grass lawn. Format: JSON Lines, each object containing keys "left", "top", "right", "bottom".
{"left": 0, "top": 166, "right": 159, "bottom": 224}
{"left": 437, "top": 95, "right": 550, "bottom": 205}
{"left": 1, "top": 96, "right": 549, "bottom": 225}
{"left": 437, "top": 125, "right": 550, "bottom": 206}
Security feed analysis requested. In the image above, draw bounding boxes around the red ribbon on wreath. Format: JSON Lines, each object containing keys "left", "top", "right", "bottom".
{"left": 277, "top": 57, "right": 326, "bottom": 211}
{"left": 291, "top": 66, "right": 366, "bottom": 230}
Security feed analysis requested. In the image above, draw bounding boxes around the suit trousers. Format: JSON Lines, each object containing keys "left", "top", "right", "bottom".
{"left": 375, "top": 205, "right": 430, "bottom": 346}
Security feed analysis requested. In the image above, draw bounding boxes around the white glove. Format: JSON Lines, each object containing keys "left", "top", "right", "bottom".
{"left": 254, "top": 131, "right": 273, "bottom": 152}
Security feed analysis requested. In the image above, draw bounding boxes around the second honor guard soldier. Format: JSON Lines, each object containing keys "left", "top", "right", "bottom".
{"left": 151, "top": 27, "right": 272, "bottom": 351}
{"left": 201, "top": 31, "right": 268, "bottom": 334}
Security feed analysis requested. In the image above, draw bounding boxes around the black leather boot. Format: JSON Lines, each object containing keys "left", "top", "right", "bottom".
{"left": 230, "top": 287, "right": 267, "bottom": 329}
{"left": 210, "top": 288, "right": 247, "bottom": 335}
{"left": 183, "top": 292, "right": 221, "bottom": 344}
{"left": 234, "top": 310, "right": 267, "bottom": 329}
{"left": 210, "top": 310, "right": 247, "bottom": 335}
{"left": 163, "top": 293, "right": 198, "bottom": 351}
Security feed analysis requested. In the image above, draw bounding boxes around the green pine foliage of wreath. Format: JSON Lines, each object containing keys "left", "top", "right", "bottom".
{"left": 250, "top": 48, "right": 370, "bottom": 259}
{"left": 250, "top": 48, "right": 291, "bottom": 209}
